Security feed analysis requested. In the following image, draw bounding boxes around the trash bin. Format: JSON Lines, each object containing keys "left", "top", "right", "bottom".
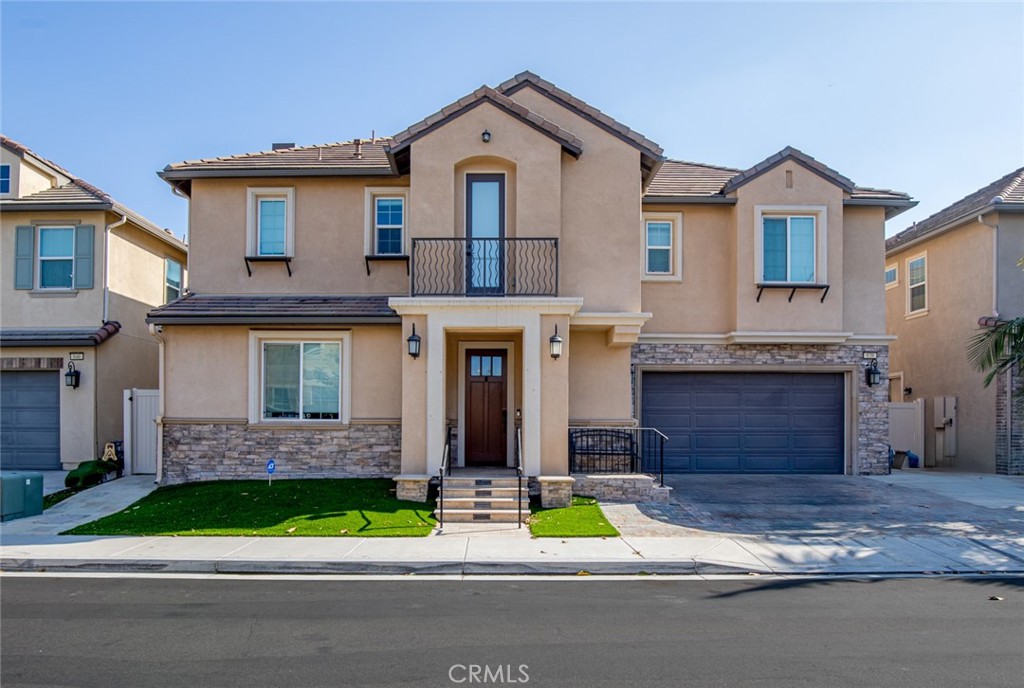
{"left": 906, "top": 451, "right": 920, "bottom": 469}
{"left": 0, "top": 471, "right": 44, "bottom": 521}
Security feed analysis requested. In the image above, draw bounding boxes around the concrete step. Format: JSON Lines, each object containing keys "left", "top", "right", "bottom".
{"left": 441, "top": 486, "right": 524, "bottom": 499}
{"left": 442, "top": 477, "right": 522, "bottom": 489}
{"left": 437, "top": 508, "right": 527, "bottom": 523}
{"left": 440, "top": 497, "right": 529, "bottom": 510}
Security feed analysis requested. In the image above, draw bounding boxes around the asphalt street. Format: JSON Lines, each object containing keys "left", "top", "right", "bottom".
{"left": 2, "top": 575, "right": 1022, "bottom": 688}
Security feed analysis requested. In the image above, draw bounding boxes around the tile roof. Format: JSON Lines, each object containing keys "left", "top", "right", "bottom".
{"left": 0, "top": 322, "right": 121, "bottom": 347}
{"left": 387, "top": 85, "right": 583, "bottom": 157}
{"left": 1, "top": 135, "right": 186, "bottom": 252}
{"left": 147, "top": 294, "right": 399, "bottom": 324}
{"left": 497, "top": 71, "right": 664, "bottom": 159}
{"left": 722, "top": 146, "right": 855, "bottom": 193}
{"left": 162, "top": 139, "right": 395, "bottom": 175}
{"left": 886, "top": 167, "right": 1024, "bottom": 253}
{"left": 644, "top": 159, "right": 741, "bottom": 198}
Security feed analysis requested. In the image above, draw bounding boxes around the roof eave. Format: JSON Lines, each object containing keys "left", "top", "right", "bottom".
{"left": 145, "top": 315, "right": 401, "bottom": 326}
{"left": 642, "top": 195, "right": 737, "bottom": 206}
{"left": 158, "top": 167, "right": 398, "bottom": 180}
{"left": 843, "top": 198, "right": 918, "bottom": 219}
{"left": 885, "top": 202, "right": 1023, "bottom": 256}
{"left": 0, "top": 201, "right": 113, "bottom": 212}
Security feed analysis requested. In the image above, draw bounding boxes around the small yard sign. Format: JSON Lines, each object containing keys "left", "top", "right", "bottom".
{"left": 266, "top": 458, "right": 276, "bottom": 485}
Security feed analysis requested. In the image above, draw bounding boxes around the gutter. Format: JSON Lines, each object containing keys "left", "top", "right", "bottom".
{"left": 642, "top": 196, "right": 737, "bottom": 206}
{"left": 886, "top": 203, "right": 1024, "bottom": 257}
{"left": 103, "top": 212, "right": 128, "bottom": 323}
{"left": 158, "top": 167, "right": 398, "bottom": 180}
{"left": 145, "top": 315, "right": 401, "bottom": 326}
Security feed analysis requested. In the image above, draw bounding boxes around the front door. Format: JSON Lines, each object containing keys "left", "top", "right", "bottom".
{"left": 466, "top": 173, "right": 505, "bottom": 294}
{"left": 465, "top": 350, "right": 507, "bottom": 466}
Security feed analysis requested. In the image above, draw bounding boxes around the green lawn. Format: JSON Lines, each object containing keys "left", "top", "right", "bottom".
{"left": 64, "top": 479, "right": 436, "bottom": 537}
{"left": 528, "top": 496, "right": 619, "bottom": 538}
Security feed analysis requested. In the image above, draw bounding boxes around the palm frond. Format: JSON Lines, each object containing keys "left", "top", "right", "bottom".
{"left": 967, "top": 317, "right": 1024, "bottom": 388}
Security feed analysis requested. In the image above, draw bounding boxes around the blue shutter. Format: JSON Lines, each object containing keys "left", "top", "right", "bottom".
{"left": 14, "top": 226, "right": 35, "bottom": 289}
{"left": 74, "top": 225, "right": 95, "bottom": 289}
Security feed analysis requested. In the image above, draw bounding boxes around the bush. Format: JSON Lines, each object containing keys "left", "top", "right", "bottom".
{"left": 65, "top": 460, "right": 117, "bottom": 490}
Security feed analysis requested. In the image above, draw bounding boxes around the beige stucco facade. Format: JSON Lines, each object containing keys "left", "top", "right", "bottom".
{"left": 1, "top": 141, "right": 187, "bottom": 471}
{"left": 886, "top": 211, "right": 1023, "bottom": 473}
{"left": 151, "top": 74, "right": 910, "bottom": 498}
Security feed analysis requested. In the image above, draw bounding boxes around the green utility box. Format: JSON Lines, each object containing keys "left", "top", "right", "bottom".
{"left": 0, "top": 471, "right": 44, "bottom": 521}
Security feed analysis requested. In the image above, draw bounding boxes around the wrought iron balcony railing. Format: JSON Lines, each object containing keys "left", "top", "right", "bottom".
{"left": 411, "top": 238, "right": 558, "bottom": 297}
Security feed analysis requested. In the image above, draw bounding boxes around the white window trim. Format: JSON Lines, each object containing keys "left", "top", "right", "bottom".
{"left": 906, "top": 252, "right": 928, "bottom": 316}
{"left": 364, "top": 187, "right": 410, "bottom": 256}
{"left": 36, "top": 225, "right": 76, "bottom": 290}
{"left": 642, "top": 211, "right": 683, "bottom": 282}
{"left": 885, "top": 263, "right": 898, "bottom": 290}
{"left": 754, "top": 205, "right": 827, "bottom": 285}
{"left": 247, "top": 330, "right": 352, "bottom": 425}
{"left": 246, "top": 187, "right": 295, "bottom": 257}
{"left": 165, "top": 257, "right": 183, "bottom": 303}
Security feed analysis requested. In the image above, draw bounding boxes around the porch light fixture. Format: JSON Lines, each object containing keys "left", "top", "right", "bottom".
{"left": 407, "top": 324, "right": 421, "bottom": 359}
{"left": 903, "top": 387, "right": 913, "bottom": 396}
{"left": 481, "top": 130, "right": 491, "bottom": 143}
{"left": 549, "top": 324, "right": 563, "bottom": 360}
{"left": 64, "top": 361, "right": 81, "bottom": 389}
{"left": 865, "top": 359, "right": 881, "bottom": 387}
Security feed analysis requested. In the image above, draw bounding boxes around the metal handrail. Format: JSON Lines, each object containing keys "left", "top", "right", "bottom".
{"left": 567, "top": 426, "right": 667, "bottom": 487}
{"left": 515, "top": 423, "right": 524, "bottom": 528}
{"left": 438, "top": 425, "right": 453, "bottom": 528}
{"left": 411, "top": 237, "right": 558, "bottom": 297}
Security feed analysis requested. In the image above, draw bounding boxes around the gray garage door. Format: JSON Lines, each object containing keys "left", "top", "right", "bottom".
{"left": 641, "top": 371, "right": 844, "bottom": 474}
{"left": 0, "top": 371, "right": 61, "bottom": 470}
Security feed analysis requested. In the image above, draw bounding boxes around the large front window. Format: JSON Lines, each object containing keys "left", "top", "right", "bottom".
{"left": 263, "top": 342, "right": 341, "bottom": 420}
{"left": 38, "top": 227, "right": 75, "bottom": 289}
{"left": 762, "top": 215, "right": 816, "bottom": 283}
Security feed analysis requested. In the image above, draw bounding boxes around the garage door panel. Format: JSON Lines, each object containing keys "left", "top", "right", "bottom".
{"left": 642, "top": 371, "right": 843, "bottom": 474}
{"left": 0, "top": 371, "right": 61, "bottom": 470}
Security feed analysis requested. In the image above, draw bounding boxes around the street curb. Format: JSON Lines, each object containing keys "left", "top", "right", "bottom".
{"left": 6, "top": 557, "right": 1021, "bottom": 576}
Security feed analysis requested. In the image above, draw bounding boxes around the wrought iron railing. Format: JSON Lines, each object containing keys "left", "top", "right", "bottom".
{"left": 567, "top": 427, "right": 667, "bottom": 487}
{"left": 411, "top": 238, "right": 558, "bottom": 296}
{"left": 515, "top": 422, "right": 524, "bottom": 528}
{"left": 437, "top": 425, "right": 453, "bottom": 529}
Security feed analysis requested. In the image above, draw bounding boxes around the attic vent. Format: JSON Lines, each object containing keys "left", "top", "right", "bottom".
{"left": 272, "top": 142, "right": 294, "bottom": 151}
{"left": 354, "top": 138, "right": 363, "bottom": 159}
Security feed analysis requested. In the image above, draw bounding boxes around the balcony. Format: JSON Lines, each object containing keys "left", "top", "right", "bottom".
{"left": 411, "top": 238, "right": 559, "bottom": 297}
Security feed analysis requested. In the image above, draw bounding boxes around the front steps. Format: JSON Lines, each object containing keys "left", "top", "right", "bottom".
{"left": 437, "top": 476, "right": 529, "bottom": 524}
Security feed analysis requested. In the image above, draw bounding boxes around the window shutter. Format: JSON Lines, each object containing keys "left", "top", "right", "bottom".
{"left": 74, "top": 225, "right": 95, "bottom": 289}
{"left": 14, "top": 226, "right": 35, "bottom": 289}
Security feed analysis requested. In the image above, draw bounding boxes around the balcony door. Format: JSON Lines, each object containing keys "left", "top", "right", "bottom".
{"left": 466, "top": 173, "right": 505, "bottom": 295}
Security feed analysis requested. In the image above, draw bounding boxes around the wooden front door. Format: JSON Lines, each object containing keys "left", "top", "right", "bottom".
{"left": 465, "top": 350, "right": 508, "bottom": 466}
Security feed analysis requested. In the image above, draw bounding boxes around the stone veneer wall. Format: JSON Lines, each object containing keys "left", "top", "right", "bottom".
{"left": 631, "top": 343, "right": 890, "bottom": 475}
{"left": 162, "top": 422, "right": 401, "bottom": 484}
{"left": 995, "top": 368, "right": 1024, "bottom": 475}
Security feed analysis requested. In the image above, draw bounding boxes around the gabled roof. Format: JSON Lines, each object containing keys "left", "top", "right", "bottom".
{"left": 386, "top": 85, "right": 583, "bottom": 165}
{"left": 497, "top": 71, "right": 664, "bottom": 160}
{"left": 1, "top": 134, "right": 76, "bottom": 181}
{"left": 1, "top": 135, "right": 187, "bottom": 253}
{"left": 147, "top": 294, "right": 399, "bottom": 325}
{"left": 160, "top": 139, "right": 396, "bottom": 179}
{"left": 721, "top": 146, "right": 855, "bottom": 194}
{"left": 0, "top": 322, "right": 121, "bottom": 347}
{"left": 886, "top": 167, "right": 1024, "bottom": 254}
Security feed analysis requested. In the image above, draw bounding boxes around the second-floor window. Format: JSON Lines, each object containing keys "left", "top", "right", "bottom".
{"left": 246, "top": 187, "right": 295, "bottom": 257}
{"left": 885, "top": 264, "right": 898, "bottom": 289}
{"left": 38, "top": 227, "right": 75, "bottom": 289}
{"left": 375, "top": 197, "right": 404, "bottom": 255}
{"left": 907, "top": 254, "right": 927, "bottom": 314}
{"left": 646, "top": 221, "right": 672, "bottom": 274}
{"left": 0, "top": 164, "right": 10, "bottom": 194}
{"left": 165, "top": 258, "right": 183, "bottom": 303}
{"left": 762, "top": 215, "right": 816, "bottom": 283}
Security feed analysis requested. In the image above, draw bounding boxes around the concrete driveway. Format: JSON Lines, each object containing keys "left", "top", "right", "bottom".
{"left": 603, "top": 472, "right": 1024, "bottom": 541}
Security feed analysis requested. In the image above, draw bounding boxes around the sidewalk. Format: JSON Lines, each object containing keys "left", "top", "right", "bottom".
{"left": 1, "top": 472, "right": 1022, "bottom": 577}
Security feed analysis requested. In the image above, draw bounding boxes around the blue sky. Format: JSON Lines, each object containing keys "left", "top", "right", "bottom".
{"left": 2, "top": 1, "right": 1022, "bottom": 239}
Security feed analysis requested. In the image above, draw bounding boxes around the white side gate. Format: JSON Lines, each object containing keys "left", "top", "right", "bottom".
{"left": 888, "top": 399, "right": 925, "bottom": 464}
{"left": 123, "top": 389, "right": 159, "bottom": 475}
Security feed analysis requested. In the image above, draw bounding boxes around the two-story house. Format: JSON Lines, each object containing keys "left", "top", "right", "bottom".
{"left": 885, "top": 168, "right": 1024, "bottom": 474}
{"left": 1, "top": 136, "right": 188, "bottom": 472}
{"left": 149, "top": 72, "right": 913, "bottom": 510}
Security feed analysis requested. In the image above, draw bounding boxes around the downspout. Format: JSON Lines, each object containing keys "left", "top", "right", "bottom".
{"left": 103, "top": 212, "right": 128, "bottom": 323}
{"left": 148, "top": 323, "right": 166, "bottom": 484}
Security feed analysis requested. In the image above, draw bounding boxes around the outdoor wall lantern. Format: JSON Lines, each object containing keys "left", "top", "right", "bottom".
{"left": 64, "top": 361, "right": 81, "bottom": 389}
{"left": 407, "top": 324, "right": 421, "bottom": 359}
{"left": 481, "top": 129, "right": 491, "bottom": 143}
{"left": 865, "top": 359, "right": 881, "bottom": 387}
{"left": 903, "top": 387, "right": 913, "bottom": 397}
{"left": 549, "top": 324, "right": 563, "bottom": 360}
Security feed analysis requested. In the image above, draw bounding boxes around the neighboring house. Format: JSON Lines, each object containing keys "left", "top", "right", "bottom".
{"left": 885, "top": 168, "right": 1024, "bottom": 474}
{"left": 149, "top": 72, "right": 913, "bottom": 507}
{"left": 0, "top": 136, "right": 188, "bottom": 472}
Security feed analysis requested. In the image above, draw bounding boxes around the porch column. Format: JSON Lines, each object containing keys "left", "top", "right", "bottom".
{"left": 522, "top": 312, "right": 543, "bottom": 476}
{"left": 399, "top": 315, "right": 428, "bottom": 475}
{"left": 425, "top": 318, "right": 447, "bottom": 474}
